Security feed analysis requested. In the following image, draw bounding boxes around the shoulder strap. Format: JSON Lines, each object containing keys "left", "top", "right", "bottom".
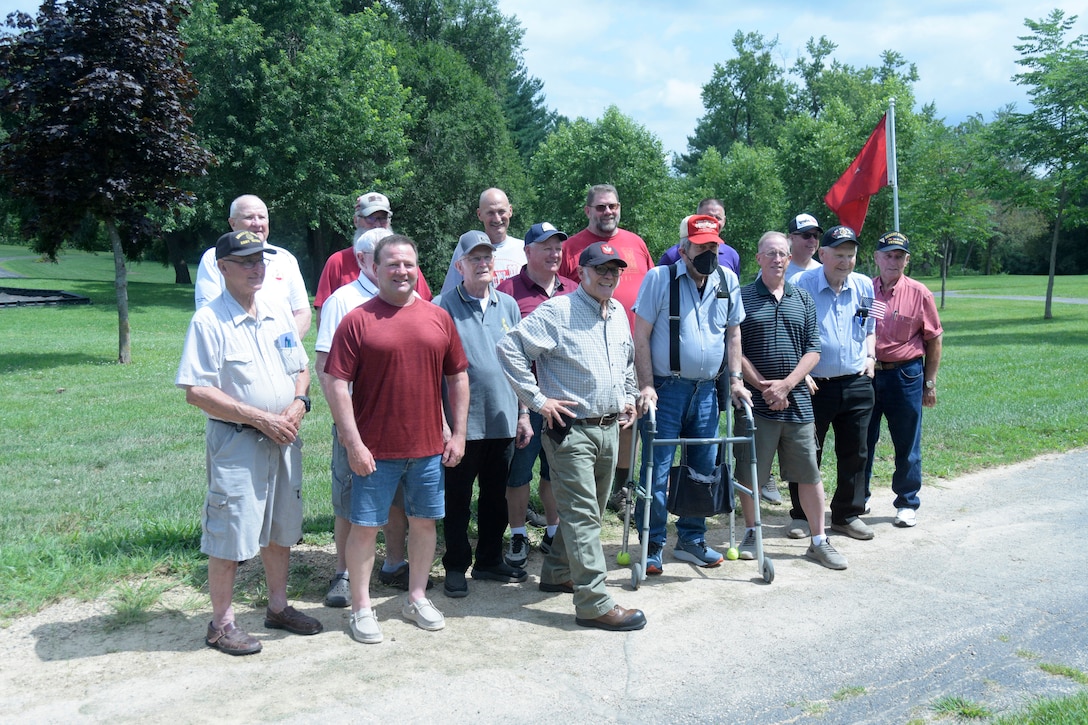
{"left": 669, "top": 263, "right": 681, "bottom": 374}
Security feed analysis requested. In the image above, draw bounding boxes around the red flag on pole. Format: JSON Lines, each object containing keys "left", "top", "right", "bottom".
{"left": 824, "top": 114, "right": 889, "bottom": 236}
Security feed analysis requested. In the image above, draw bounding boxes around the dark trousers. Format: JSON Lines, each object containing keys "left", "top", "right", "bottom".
{"left": 441, "top": 437, "right": 514, "bottom": 572}
{"left": 789, "top": 373, "right": 874, "bottom": 523}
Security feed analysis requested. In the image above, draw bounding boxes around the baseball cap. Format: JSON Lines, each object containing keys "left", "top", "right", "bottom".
{"left": 525, "top": 222, "right": 568, "bottom": 245}
{"left": 355, "top": 191, "right": 392, "bottom": 218}
{"left": 876, "top": 231, "right": 910, "bottom": 252}
{"left": 821, "top": 225, "right": 859, "bottom": 248}
{"left": 216, "top": 230, "right": 276, "bottom": 259}
{"left": 456, "top": 230, "right": 496, "bottom": 257}
{"left": 578, "top": 241, "right": 628, "bottom": 268}
{"left": 680, "top": 214, "right": 722, "bottom": 244}
{"left": 788, "top": 213, "right": 823, "bottom": 235}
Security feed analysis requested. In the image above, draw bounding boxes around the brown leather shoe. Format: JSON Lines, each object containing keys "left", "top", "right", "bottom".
{"left": 206, "top": 621, "right": 262, "bottom": 655}
{"left": 264, "top": 605, "right": 323, "bottom": 635}
{"left": 538, "top": 580, "right": 575, "bottom": 594}
{"left": 575, "top": 605, "right": 646, "bottom": 631}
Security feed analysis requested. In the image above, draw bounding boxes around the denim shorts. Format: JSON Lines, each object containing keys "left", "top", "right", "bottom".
{"left": 349, "top": 455, "right": 444, "bottom": 527}
{"left": 506, "top": 411, "right": 551, "bottom": 487}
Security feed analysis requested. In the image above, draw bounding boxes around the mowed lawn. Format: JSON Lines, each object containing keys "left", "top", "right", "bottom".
{"left": 1, "top": 244, "right": 1086, "bottom": 618}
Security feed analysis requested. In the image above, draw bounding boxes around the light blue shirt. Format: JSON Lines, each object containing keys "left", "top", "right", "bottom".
{"left": 794, "top": 268, "right": 875, "bottom": 378}
{"left": 633, "top": 262, "right": 744, "bottom": 380}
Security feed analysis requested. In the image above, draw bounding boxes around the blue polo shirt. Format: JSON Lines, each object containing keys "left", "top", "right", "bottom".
{"left": 633, "top": 262, "right": 744, "bottom": 380}
{"left": 794, "top": 268, "right": 875, "bottom": 378}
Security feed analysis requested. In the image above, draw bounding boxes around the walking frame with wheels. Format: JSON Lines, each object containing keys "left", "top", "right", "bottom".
{"left": 617, "top": 400, "right": 774, "bottom": 586}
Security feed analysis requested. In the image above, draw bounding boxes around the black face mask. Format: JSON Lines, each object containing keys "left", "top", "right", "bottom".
{"left": 691, "top": 249, "right": 719, "bottom": 276}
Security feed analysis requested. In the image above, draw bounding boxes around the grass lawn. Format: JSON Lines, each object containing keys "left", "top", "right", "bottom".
{"left": 1, "top": 248, "right": 1087, "bottom": 620}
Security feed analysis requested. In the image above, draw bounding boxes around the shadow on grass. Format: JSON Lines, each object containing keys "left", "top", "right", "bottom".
{"left": 947, "top": 317, "right": 1088, "bottom": 348}
{"left": 0, "top": 351, "right": 112, "bottom": 372}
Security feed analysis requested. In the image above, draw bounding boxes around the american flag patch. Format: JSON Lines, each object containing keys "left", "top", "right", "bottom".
{"left": 862, "top": 298, "right": 887, "bottom": 320}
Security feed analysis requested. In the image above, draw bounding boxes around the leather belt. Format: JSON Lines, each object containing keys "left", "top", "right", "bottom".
{"left": 874, "top": 357, "right": 922, "bottom": 371}
{"left": 573, "top": 414, "right": 619, "bottom": 427}
{"left": 210, "top": 419, "right": 257, "bottom": 431}
{"left": 813, "top": 372, "right": 863, "bottom": 384}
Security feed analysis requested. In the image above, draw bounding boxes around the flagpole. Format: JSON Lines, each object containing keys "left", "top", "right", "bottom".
{"left": 888, "top": 98, "right": 900, "bottom": 232}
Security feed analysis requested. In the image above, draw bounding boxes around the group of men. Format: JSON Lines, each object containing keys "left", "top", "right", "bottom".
{"left": 176, "top": 185, "right": 942, "bottom": 655}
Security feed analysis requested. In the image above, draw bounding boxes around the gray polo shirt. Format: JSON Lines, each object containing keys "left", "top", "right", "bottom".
{"left": 436, "top": 285, "right": 522, "bottom": 440}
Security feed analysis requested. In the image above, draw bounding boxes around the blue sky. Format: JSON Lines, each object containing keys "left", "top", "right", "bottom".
{"left": 2, "top": 1, "right": 1083, "bottom": 157}
{"left": 497, "top": 0, "right": 1086, "bottom": 156}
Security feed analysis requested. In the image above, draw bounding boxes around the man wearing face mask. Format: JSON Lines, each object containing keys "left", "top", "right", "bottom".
{"left": 631, "top": 215, "right": 750, "bottom": 574}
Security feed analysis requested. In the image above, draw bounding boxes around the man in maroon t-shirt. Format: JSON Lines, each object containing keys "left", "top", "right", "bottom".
{"left": 325, "top": 234, "right": 469, "bottom": 643}
{"left": 557, "top": 184, "right": 654, "bottom": 511}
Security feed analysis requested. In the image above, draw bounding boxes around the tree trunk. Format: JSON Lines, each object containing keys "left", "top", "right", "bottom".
{"left": 1044, "top": 180, "right": 1066, "bottom": 320}
{"left": 165, "top": 231, "right": 192, "bottom": 285}
{"left": 939, "top": 238, "right": 949, "bottom": 309}
{"left": 107, "top": 219, "right": 132, "bottom": 364}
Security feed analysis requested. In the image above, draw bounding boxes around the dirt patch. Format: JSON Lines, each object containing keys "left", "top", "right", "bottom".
{"left": 2, "top": 449, "right": 1087, "bottom": 723}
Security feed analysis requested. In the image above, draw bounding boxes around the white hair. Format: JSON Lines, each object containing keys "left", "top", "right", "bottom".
{"left": 353, "top": 227, "right": 394, "bottom": 267}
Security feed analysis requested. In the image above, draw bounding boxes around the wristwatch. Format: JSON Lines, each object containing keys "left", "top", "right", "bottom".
{"left": 294, "top": 394, "right": 312, "bottom": 412}
{"left": 729, "top": 372, "right": 743, "bottom": 380}
{"left": 924, "top": 380, "right": 936, "bottom": 390}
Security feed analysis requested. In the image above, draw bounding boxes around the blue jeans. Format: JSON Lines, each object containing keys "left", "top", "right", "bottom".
{"left": 349, "top": 455, "right": 444, "bottom": 527}
{"left": 865, "top": 358, "right": 924, "bottom": 509}
{"left": 637, "top": 376, "right": 719, "bottom": 546}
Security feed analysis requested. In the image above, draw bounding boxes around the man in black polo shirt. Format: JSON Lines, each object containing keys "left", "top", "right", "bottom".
{"left": 734, "top": 232, "right": 847, "bottom": 569}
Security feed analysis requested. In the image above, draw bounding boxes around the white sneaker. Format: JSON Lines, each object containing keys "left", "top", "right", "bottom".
{"left": 402, "top": 597, "right": 445, "bottom": 631}
{"left": 894, "top": 508, "right": 917, "bottom": 527}
{"left": 349, "top": 608, "right": 382, "bottom": 644}
{"left": 760, "top": 479, "right": 783, "bottom": 504}
{"left": 738, "top": 530, "right": 757, "bottom": 560}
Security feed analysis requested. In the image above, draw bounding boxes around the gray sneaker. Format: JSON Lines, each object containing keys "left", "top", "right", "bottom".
{"left": 831, "top": 517, "right": 874, "bottom": 540}
{"left": 738, "top": 529, "right": 757, "bottom": 561}
{"left": 505, "top": 533, "right": 529, "bottom": 568}
{"left": 324, "top": 572, "right": 350, "bottom": 608}
{"left": 760, "top": 479, "right": 783, "bottom": 504}
{"left": 525, "top": 506, "right": 547, "bottom": 528}
{"left": 806, "top": 538, "right": 848, "bottom": 570}
{"left": 786, "top": 519, "right": 809, "bottom": 539}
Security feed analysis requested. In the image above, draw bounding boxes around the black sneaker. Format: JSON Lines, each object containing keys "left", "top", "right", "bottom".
{"left": 378, "top": 562, "right": 435, "bottom": 590}
{"left": 539, "top": 532, "right": 554, "bottom": 555}
{"left": 471, "top": 561, "right": 529, "bottom": 583}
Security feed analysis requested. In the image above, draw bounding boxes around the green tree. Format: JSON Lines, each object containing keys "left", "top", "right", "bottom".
{"left": 530, "top": 106, "right": 684, "bottom": 258}
{"left": 181, "top": 0, "right": 411, "bottom": 286}
{"left": 391, "top": 38, "right": 528, "bottom": 283}
{"left": 0, "top": 0, "right": 211, "bottom": 363}
{"left": 679, "top": 31, "right": 792, "bottom": 174}
{"left": 691, "top": 145, "right": 786, "bottom": 275}
{"left": 1003, "top": 9, "right": 1088, "bottom": 318}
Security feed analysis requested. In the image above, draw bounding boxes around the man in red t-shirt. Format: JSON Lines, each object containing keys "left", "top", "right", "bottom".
{"left": 313, "top": 192, "right": 432, "bottom": 328}
{"left": 325, "top": 234, "right": 469, "bottom": 642}
{"left": 557, "top": 184, "right": 653, "bottom": 510}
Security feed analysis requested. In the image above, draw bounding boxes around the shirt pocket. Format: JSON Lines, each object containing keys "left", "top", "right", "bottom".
{"left": 884, "top": 314, "right": 919, "bottom": 344}
{"left": 223, "top": 352, "right": 256, "bottom": 386}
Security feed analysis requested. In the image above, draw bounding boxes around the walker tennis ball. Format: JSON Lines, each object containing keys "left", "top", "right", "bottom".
{"left": 617, "top": 551, "right": 631, "bottom": 565}
{"left": 726, "top": 547, "right": 740, "bottom": 561}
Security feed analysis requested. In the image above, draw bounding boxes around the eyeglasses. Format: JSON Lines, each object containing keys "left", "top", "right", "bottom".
{"left": 592, "top": 265, "right": 623, "bottom": 277}
{"left": 465, "top": 254, "right": 493, "bottom": 265}
{"left": 222, "top": 257, "right": 268, "bottom": 270}
{"left": 759, "top": 250, "right": 790, "bottom": 259}
{"left": 794, "top": 231, "right": 819, "bottom": 240}
{"left": 355, "top": 211, "right": 391, "bottom": 221}
{"left": 592, "top": 203, "right": 620, "bottom": 213}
